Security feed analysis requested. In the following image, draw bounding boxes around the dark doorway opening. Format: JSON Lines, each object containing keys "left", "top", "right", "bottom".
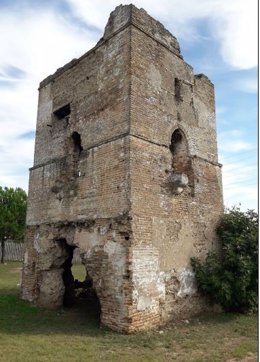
{"left": 60, "top": 240, "right": 101, "bottom": 322}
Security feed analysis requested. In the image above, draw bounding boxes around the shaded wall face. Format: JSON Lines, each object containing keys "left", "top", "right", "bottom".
{"left": 27, "top": 28, "right": 132, "bottom": 225}
{"left": 23, "top": 22, "right": 134, "bottom": 332}
{"left": 129, "top": 25, "right": 223, "bottom": 322}
{"left": 27, "top": 136, "right": 130, "bottom": 225}
{"left": 34, "top": 27, "right": 131, "bottom": 166}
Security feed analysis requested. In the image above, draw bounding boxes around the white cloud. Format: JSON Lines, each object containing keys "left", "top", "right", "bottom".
{"left": 213, "top": 0, "right": 257, "bottom": 70}
{"left": 64, "top": 0, "right": 257, "bottom": 70}
{"left": 235, "top": 77, "right": 258, "bottom": 93}
{"left": 219, "top": 128, "right": 257, "bottom": 210}
{"left": 221, "top": 159, "right": 257, "bottom": 211}
{"left": 0, "top": 6, "right": 98, "bottom": 192}
{"left": 221, "top": 141, "right": 254, "bottom": 153}
{"left": 0, "top": 138, "right": 35, "bottom": 191}
{"left": 0, "top": 9, "right": 96, "bottom": 81}
{"left": 218, "top": 130, "right": 255, "bottom": 153}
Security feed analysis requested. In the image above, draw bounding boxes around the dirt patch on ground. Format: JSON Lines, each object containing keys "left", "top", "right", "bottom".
{"left": 8, "top": 268, "right": 22, "bottom": 274}
{"left": 228, "top": 352, "right": 257, "bottom": 362}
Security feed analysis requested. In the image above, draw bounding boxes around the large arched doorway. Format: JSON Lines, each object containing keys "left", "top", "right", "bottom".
{"left": 57, "top": 239, "right": 101, "bottom": 321}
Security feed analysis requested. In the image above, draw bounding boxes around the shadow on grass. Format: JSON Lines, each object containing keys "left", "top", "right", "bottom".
{"left": 192, "top": 311, "right": 241, "bottom": 325}
{"left": 0, "top": 294, "right": 110, "bottom": 337}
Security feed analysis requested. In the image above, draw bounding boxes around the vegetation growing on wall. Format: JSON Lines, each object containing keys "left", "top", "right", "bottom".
{"left": 191, "top": 207, "right": 258, "bottom": 313}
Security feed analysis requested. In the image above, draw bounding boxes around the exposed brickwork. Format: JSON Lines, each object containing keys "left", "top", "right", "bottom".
{"left": 21, "top": 4, "right": 223, "bottom": 333}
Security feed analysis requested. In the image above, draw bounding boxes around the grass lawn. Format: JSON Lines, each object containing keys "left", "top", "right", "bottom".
{"left": 0, "top": 262, "right": 257, "bottom": 362}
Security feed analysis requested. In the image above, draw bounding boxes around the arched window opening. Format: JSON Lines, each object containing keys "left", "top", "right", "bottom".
{"left": 169, "top": 129, "right": 194, "bottom": 195}
{"left": 170, "top": 129, "right": 190, "bottom": 173}
{"left": 170, "top": 129, "right": 182, "bottom": 154}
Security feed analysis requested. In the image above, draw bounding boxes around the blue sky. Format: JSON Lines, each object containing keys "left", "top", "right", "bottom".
{"left": 0, "top": 0, "right": 257, "bottom": 210}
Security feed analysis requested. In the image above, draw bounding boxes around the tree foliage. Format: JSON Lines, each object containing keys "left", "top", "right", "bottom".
{"left": 191, "top": 207, "right": 258, "bottom": 313}
{"left": 0, "top": 187, "right": 27, "bottom": 263}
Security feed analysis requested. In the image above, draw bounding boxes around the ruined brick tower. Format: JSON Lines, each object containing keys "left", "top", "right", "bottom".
{"left": 22, "top": 5, "right": 223, "bottom": 332}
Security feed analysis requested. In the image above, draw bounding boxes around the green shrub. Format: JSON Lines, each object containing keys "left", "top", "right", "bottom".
{"left": 191, "top": 207, "right": 258, "bottom": 313}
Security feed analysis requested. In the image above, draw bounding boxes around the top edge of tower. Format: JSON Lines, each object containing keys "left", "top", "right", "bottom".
{"left": 39, "top": 4, "right": 182, "bottom": 89}
{"left": 102, "top": 4, "right": 182, "bottom": 56}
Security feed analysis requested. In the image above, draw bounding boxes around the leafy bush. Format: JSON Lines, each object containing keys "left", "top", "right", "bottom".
{"left": 191, "top": 207, "right": 258, "bottom": 313}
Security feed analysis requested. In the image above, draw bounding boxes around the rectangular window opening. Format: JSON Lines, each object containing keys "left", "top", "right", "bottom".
{"left": 53, "top": 104, "right": 71, "bottom": 120}
{"left": 174, "top": 78, "right": 182, "bottom": 101}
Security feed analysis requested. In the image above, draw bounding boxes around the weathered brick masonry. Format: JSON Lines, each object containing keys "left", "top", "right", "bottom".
{"left": 21, "top": 4, "right": 223, "bottom": 332}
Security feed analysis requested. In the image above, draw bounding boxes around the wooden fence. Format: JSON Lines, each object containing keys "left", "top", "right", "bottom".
{"left": 1, "top": 241, "right": 82, "bottom": 264}
{"left": 1, "top": 241, "right": 24, "bottom": 261}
